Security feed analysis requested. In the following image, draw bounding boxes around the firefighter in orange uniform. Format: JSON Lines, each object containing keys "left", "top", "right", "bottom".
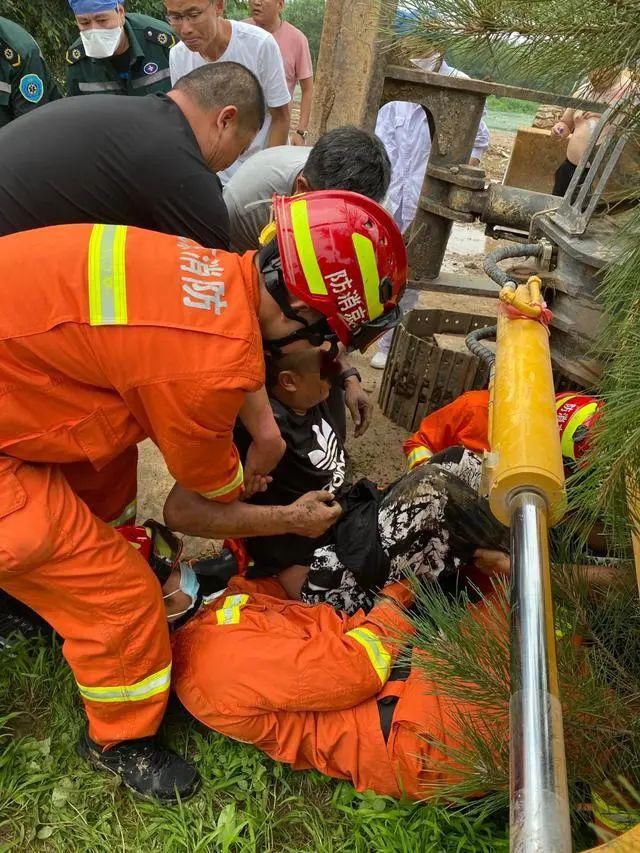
{"left": 403, "top": 389, "right": 602, "bottom": 471}
{"left": 0, "top": 191, "right": 407, "bottom": 801}
{"left": 171, "top": 573, "right": 501, "bottom": 800}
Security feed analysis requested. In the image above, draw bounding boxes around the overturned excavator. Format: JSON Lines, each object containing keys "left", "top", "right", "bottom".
{"left": 308, "top": 14, "right": 639, "bottom": 850}
{"left": 372, "top": 67, "right": 639, "bottom": 853}
{"left": 375, "top": 65, "right": 638, "bottom": 431}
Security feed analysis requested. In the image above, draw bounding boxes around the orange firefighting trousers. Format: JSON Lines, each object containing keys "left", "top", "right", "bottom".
{"left": 0, "top": 456, "right": 170, "bottom": 745}
{"left": 172, "top": 578, "right": 500, "bottom": 799}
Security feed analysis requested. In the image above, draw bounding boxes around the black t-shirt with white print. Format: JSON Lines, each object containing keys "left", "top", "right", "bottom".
{"left": 234, "top": 397, "right": 346, "bottom": 574}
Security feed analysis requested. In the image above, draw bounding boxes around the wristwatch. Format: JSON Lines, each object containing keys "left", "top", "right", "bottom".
{"left": 295, "top": 129, "right": 308, "bottom": 140}
{"left": 338, "top": 367, "right": 362, "bottom": 388}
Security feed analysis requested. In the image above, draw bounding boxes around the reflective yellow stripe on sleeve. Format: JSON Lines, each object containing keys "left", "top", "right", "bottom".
{"left": 406, "top": 445, "right": 433, "bottom": 471}
{"left": 352, "top": 233, "right": 384, "bottom": 321}
{"left": 200, "top": 460, "right": 244, "bottom": 501}
{"left": 216, "top": 594, "right": 249, "bottom": 625}
{"left": 76, "top": 663, "right": 171, "bottom": 704}
{"left": 345, "top": 627, "right": 391, "bottom": 685}
{"left": 87, "top": 223, "right": 128, "bottom": 326}
{"left": 290, "top": 199, "right": 328, "bottom": 296}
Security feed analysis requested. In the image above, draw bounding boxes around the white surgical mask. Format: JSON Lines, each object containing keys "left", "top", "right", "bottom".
{"left": 164, "top": 564, "right": 201, "bottom": 623}
{"left": 80, "top": 26, "right": 123, "bottom": 59}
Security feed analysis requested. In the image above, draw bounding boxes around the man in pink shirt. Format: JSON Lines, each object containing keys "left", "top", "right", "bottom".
{"left": 246, "top": 0, "right": 313, "bottom": 145}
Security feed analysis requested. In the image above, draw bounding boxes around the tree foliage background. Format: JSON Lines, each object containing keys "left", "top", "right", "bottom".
{"left": 0, "top": 0, "right": 326, "bottom": 77}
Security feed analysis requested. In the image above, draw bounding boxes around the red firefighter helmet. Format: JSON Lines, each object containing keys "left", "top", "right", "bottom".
{"left": 555, "top": 392, "right": 602, "bottom": 466}
{"left": 272, "top": 190, "right": 407, "bottom": 352}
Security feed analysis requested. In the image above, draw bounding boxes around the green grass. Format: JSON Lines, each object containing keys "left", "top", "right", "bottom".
{"left": 0, "top": 634, "right": 510, "bottom": 852}
{"left": 485, "top": 96, "right": 539, "bottom": 134}
{"left": 486, "top": 97, "right": 539, "bottom": 115}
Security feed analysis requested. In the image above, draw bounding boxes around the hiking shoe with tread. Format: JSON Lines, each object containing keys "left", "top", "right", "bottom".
{"left": 78, "top": 729, "right": 200, "bottom": 804}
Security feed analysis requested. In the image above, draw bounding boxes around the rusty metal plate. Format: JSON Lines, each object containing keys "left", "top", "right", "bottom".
{"left": 380, "top": 309, "right": 493, "bottom": 431}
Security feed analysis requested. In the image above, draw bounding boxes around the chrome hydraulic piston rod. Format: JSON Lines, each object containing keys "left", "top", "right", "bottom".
{"left": 485, "top": 276, "right": 571, "bottom": 852}
{"left": 508, "top": 491, "right": 571, "bottom": 852}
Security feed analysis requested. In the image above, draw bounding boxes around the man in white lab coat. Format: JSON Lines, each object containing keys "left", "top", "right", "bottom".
{"left": 372, "top": 55, "right": 490, "bottom": 368}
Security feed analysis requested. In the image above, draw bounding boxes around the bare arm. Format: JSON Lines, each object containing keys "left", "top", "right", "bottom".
{"left": 163, "top": 483, "right": 341, "bottom": 539}
{"left": 293, "top": 77, "right": 313, "bottom": 142}
{"left": 267, "top": 103, "right": 291, "bottom": 147}
{"left": 553, "top": 96, "right": 582, "bottom": 138}
{"left": 560, "top": 108, "right": 576, "bottom": 131}
{"left": 336, "top": 353, "right": 372, "bottom": 437}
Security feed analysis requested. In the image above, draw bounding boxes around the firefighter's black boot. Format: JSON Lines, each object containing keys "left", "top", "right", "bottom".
{"left": 78, "top": 729, "right": 200, "bottom": 803}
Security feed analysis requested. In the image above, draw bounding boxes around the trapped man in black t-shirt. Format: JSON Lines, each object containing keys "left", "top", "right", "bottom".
{"left": 232, "top": 349, "right": 508, "bottom": 614}
{"left": 0, "top": 62, "right": 264, "bottom": 249}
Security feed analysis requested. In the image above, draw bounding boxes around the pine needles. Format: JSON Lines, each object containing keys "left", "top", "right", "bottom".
{"left": 387, "top": 0, "right": 640, "bottom": 94}
{"left": 405, "top": 570, "right": 640, "bottom": 816}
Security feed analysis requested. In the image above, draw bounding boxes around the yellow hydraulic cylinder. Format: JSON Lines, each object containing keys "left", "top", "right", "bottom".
{"left": 486, "top": 277, "right": 567, "bottom": 526}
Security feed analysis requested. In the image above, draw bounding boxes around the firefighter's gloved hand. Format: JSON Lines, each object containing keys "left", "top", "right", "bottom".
{"left": 287, "top": 491, "right": 343, "bottom": 538}
{"left": 344, "top": 377, "right": 372, "bottom": 438}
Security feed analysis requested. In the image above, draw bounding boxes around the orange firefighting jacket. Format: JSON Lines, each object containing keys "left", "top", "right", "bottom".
{"left": 403, "top": 390, "right": 490, "bottom": 470}
{"left": 403, "top": 389, "right": 599, "bottom": 472}
{"left": 0, "top": 224, "right": 264, "bottom": 501}
{"left": 172, "top": 577, "right": 502, "bottom": 800}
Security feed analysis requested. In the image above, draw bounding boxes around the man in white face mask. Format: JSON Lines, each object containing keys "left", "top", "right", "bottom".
{"left": 65, "top": 0, "right": 177, "bottom": 97}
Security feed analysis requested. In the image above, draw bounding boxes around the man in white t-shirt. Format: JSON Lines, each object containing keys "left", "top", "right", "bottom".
{"left": 167, "top": 0, "right": 291, "bottom": 182}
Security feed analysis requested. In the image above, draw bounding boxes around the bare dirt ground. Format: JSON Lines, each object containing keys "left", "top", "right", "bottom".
{"left": 138, "top": 133, "right": 514, "bottom": 555}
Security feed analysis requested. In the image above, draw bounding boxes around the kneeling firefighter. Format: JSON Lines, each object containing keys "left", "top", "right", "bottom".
{"left": 0, "top": 190, "right": 406, "bottom": 801}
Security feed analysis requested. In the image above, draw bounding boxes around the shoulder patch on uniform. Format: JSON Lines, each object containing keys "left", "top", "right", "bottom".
{"left": 0, "top": 38, "right": 21, "bottom": 69}
{"left": 144, "top": 27, "right": 176, "bottom": 49}
{"left": 19, "top": 73, "right": 44, "bottom": 104}
{"left": 66, "top": 43, "right": 86, "bottom": 65}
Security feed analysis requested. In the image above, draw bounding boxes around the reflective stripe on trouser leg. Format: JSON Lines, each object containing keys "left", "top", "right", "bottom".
{"left": 0, "top": 460, "right": 171, "bottom": 744}
{"left": 77, "top": 663, "right": 171, "bottom": 703}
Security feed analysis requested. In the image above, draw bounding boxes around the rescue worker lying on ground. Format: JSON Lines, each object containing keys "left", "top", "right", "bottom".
{"left": 403, "top": 389, "right": 616, "bottom": 563}
{"left": 216, "top": 351, "right": 509, "bottom": 614}
{"left": 170, "top": 569, "right": 507, "bottom": 801}
{"left": 119, "top": 518, "right": 509, "bottom": 801}
{"left": 403, "top": 389, "right": 602, "bottom": 473}
{"left": 0, "top": 190, "right": 406, "bottom": 802}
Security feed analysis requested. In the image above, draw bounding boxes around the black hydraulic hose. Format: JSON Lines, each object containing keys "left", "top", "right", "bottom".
{"left": 483, "top": 242, "right": 543, "bottom": 288}
{"left": 466, "top": 325, "right": 497, "bottom": 369}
